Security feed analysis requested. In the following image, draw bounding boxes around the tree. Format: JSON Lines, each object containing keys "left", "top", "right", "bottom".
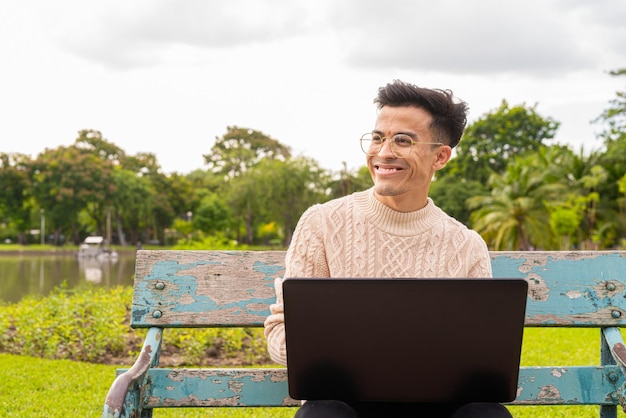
{"left": 326, "top": 163, "right": 372, "bottom": 200}
{"left": 122, "top": 152, "right": 192, "bottom": 245}
{"left": 225, "top": 157, "right": 330, "bottom": 246}
{"left": 204, "top": 126, "right": 291, "bottom": 178}
{"left": 467, "top": 146, "right": 568, "bottom": 250}
{"left": 594, "top": 69, "right": 626, "bottom": 246}
{"left": 30, "top": 145, "right": 115, "bottom": 245}
{"left": 157, "top": 173, "right": 195, "bottom": 243}
{"left": 192, "top": 192, "right": 232, "bottom": 235}
{"left": 595, "top": 68, "right": 626, "bottom": 144}
{"left": 619, "top": 174, "right": 626, "bottom": 244}
{"left": 256, "top": 157, "right": 330, "bottom": 246}
{"left": 226, "top": 168, "right": 265, "bottom": 245}
{"left": 73, "top": 130, "right": 123, "bottom": 242}
{"left": 547, "top": 196, "right": 585, "bottom": 250}
{"left": 429, "top": 176, "right": 487, "bottom": 225}
{"left": 110, "top": 167, "right": 156, "bottom": 246}
{"left": 0, "top": 153, "right": 33, "bottom": 244}
{"left": 74, "top": 129, "right": 125, "bottom": 164}
{"left": 440, "top": 101, "right": 560, "bottom": 184}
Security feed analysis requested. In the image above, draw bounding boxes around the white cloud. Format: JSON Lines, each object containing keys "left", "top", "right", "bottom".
{"left": 334, "top": 0, "right": 620, "bottom": 75}
{"left": 46, "top": 0, "right": 329, "bottom": 70}
{"left": 0, "top": 0, "right": 624, "bottom": 174}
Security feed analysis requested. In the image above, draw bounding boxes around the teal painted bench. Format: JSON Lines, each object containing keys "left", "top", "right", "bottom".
{"left": 103, "top": 250, "right": 626, "bottom": 417}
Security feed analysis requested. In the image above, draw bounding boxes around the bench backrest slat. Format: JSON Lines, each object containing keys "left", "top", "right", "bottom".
{"left": 130, "top": 250, "right": 626, "bottom": 328}
{"left": 495, "top": 251, "right": 626, "bottom": 326}
{"left": 131, "top": 250, "right": 285, "bottom": 327}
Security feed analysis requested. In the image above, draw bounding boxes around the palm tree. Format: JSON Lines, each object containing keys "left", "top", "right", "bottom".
{"left": 467, "top": 147, "right": 568, "bottom": 250}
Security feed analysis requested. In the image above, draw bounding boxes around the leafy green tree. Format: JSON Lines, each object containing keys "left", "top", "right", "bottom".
{"left": 595, "top": 68, "right": 626, "bottom": 144}
{"left": 74, "top": 129, "right": 125, "bottom": 163}
{"left": 0, "top": 153, "right": 33, "bottom": 244}
{"left": 256, "top": 157, "right": 330, "bottom": 246}
{"left": 72, "top": 131, "right": 124, "bottom": 241}
{"left": 204, "top": 126, "right": 291, "bottom": 178}
{"left": 618, "top": 174, "right": 626, "bottom": 245}
{"left": 554, "top": 148, "right": 612, "bottom": 248}
{"left": 440, "top": 101, "right": 560, "bottom": 184}
{"left": 110, "top": 167, "right": 156, "bottom": 246}
{"left": 547, "top": 196, "right": 585, "bottom": 250}
{"left": 186, "top": 169, "right": 224, "bottom": 195}
{"left": 226, "top": 157, "right": 329, "bottom": 246}
{"left": 594, "top": 69, "right": 626, "bottom": 246}
{"left": 429, "top": 176, "right": 487, "bottom": 225}
{"left": 122, "top": 152, "right": 193, "bottom": 245}
{"left": 226, "top": 169, "right": 264, "bottom": 244}
{"left": 467, "top": 146, "right": 568, "bottom": 250}
{"left": 577, "top": 165, "right": 607, "bottom": 249}
{"left": 30, "top": 145, "right": 115, "bottom": 245}
{"left": 123, "top": 152, "right": 162, "bottom": 176}
{"left": 327, "top": 163, "right": 372, "bottom": 200}
{"left": 192, "top": 192, "right": 232, "bottom": 235}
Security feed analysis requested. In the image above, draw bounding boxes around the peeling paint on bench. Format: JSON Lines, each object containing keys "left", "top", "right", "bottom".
{"left": 131, "top": 250, "right": 285, "bottom": 327}
{"left": 143, "top": 368, "right": 299, "bottom": 408}
{"left": 491, "top": 252, "right": 626, "bottom": 327}
{"left": 103, "top": 250, "right": 626, "bottom": 417}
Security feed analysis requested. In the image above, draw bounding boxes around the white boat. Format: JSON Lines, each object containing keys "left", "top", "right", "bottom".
{"left": 77, "top": 236, "right": 118, "bottom": 259}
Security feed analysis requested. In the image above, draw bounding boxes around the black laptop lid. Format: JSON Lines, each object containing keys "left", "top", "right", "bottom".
{"left": 283, "top": 278, "right": 528, "bottom": 403}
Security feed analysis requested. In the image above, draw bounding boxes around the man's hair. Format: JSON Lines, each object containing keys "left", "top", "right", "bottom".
{"left": 374, "top": 80, "right": 468, "bottom": 148}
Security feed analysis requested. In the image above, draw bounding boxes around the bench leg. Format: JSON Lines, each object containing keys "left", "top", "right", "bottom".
{"left": 601, "top": 330, "right": 617, "bottom": 418}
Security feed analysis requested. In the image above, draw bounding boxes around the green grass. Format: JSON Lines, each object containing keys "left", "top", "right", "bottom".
{"left": 0, "top": 353, "right": 294, "bottom": 417}
{"left": 0, "top": 353, "right": 118, "bottom": 417}
{"left": 3, "top": 328, "right": 626, "bottom": 417}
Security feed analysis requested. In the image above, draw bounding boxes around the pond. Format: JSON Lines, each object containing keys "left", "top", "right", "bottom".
{"left": 0, "top": 253, "right": 137, "bottom": 303}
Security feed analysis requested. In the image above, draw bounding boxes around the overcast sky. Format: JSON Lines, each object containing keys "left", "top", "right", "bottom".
{"left": 1, "top": 0, "right": 625, "bottom": 174}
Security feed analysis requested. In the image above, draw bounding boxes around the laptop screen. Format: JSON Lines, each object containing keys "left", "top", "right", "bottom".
{"left": 283, "top": 278, "right": 528, "bottom": 403}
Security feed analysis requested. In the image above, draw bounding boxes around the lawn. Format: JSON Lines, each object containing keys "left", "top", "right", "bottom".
{"left": 2, "top": 328, "right": 626, "bottom": 417}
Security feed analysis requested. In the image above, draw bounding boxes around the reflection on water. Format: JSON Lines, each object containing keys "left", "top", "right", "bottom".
{"left": 0, "top": 253, "right": 137, "bottom": 303}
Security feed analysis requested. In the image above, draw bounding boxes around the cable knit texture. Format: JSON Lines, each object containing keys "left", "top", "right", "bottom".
{"left": 264, "top": 188, "right": 492, "bottom": 366}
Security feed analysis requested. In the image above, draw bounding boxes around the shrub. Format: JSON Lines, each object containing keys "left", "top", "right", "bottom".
{"left": 0, "top": 284, "right": 271, "bottom": 366}
{"left": 0, "top": 284, "right": 132, "bottom": 362}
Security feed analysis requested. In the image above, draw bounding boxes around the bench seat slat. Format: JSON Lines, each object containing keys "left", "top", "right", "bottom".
{"left": 514, "top": 365, "right": 622, "bottom": 405}
{"left": 143, "top": 368, "right": 299, "bottom": 408}
{"left": 118, "top": 366, "right": 623, "bottom": 408}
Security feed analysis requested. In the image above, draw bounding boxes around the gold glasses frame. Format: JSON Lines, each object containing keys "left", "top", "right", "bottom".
{"left": 360, "top": 133, "right": 445, "bottom": 158}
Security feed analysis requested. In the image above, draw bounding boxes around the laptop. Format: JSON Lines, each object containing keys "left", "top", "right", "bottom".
{"left": 283, "top": 277, "right": 528, "bottom": 403}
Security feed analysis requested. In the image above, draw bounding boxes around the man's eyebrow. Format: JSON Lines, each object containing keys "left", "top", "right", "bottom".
{"left": 371, "top": 130, "right": 416, "bottom": 138}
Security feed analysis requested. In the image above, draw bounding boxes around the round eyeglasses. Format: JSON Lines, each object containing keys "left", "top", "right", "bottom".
{"left": 360, "top": 133, "right": 445, "bottom": 158}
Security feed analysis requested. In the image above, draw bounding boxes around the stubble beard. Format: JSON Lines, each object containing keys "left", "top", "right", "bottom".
{"left": 373, "top": 183, "right": 407, "bottom": 197}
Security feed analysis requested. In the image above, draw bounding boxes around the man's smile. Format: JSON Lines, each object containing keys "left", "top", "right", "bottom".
{"left": 373, "top": 163, "right": 405, "bottom": 174}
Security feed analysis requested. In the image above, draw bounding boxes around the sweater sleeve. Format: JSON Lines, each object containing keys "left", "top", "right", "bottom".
{"left": 467, "top": 230, "right": 493, "bottom": 278}
{"left": 264, "top": 205, "right": 329, "bottom": 366}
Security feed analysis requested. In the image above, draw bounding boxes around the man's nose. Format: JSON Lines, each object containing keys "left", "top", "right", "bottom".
{"left": 378, "top": 138, "right": 396, "bottom": 158}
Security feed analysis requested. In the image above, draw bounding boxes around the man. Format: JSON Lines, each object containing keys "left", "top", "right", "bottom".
{"left": 264, "top": 80, "right": 512, "bottom": 417}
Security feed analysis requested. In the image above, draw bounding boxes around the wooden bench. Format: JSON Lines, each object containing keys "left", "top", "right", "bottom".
{"left": 103, "top": 250, "right": 626, "bottom": 417}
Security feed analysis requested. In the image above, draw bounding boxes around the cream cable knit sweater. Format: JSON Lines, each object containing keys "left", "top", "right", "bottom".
{"left": 264, "top": 188, "right": 492, "bottom": 366}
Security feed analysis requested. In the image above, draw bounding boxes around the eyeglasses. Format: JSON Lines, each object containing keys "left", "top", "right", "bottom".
{"left": 360, "top": 133, "right": 445, "bottom": 158}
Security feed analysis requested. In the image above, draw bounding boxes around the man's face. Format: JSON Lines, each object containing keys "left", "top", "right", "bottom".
{"left": 367, "top": 105, "right": 451, "bottom": 212}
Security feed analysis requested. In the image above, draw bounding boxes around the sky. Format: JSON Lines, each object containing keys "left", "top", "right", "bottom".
{"left": 1, "top": 0, "right": 625, "bottom": 175}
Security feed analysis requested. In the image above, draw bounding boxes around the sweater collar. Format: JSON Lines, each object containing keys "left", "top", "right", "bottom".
{"left": 356, "top": 188, "right": 442, "bottom": 236}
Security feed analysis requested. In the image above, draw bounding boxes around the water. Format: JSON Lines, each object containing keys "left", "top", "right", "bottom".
{"left": 0, "top": 253, "right": 137, "bottom": 303}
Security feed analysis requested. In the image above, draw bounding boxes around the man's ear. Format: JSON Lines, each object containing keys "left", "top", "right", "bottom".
{"left": 434, "top": 146, "right": 452, "bottom": 171}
